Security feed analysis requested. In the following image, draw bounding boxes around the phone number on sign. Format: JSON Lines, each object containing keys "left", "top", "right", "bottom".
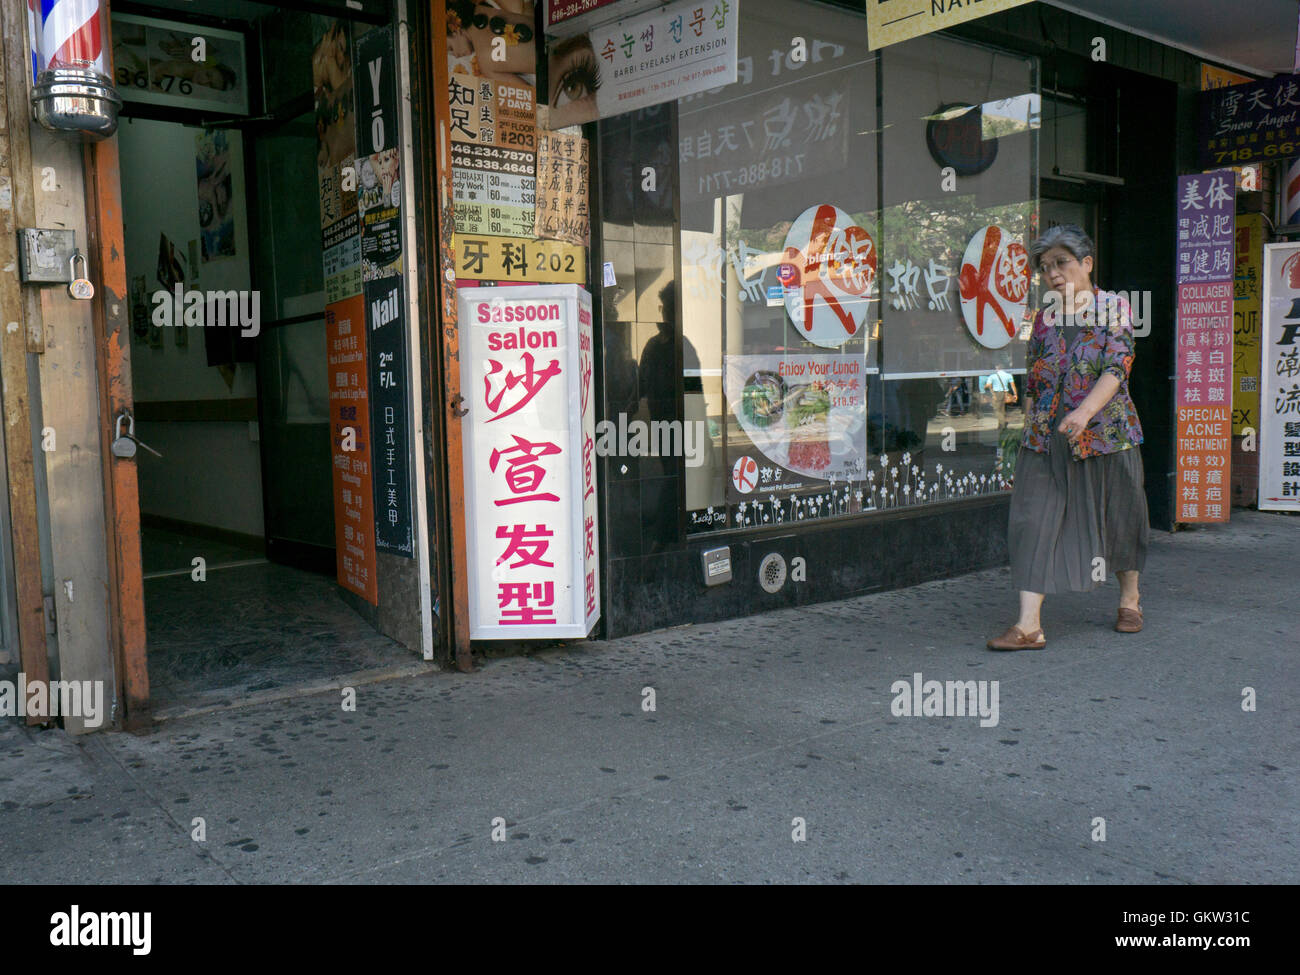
{"left": 697, "top": 154, "right": 806, "bottom": 194}
{"left": 116, "top": 68, "right": 195, "bottom": 94}
{"left": 1215, "top": 142, "right": 1296, "bottom": 163}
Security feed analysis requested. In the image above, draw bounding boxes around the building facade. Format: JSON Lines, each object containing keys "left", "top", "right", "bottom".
{"left": 0, "top": 0, "right": 1289, "bottom": 731}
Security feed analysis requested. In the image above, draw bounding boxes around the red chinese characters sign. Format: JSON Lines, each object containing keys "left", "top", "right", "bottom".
{"left": 461, "top": 284, "right": 599, "bottom": 638}
{"left": 326, "top": 295, "right": 378, "bottom": 603}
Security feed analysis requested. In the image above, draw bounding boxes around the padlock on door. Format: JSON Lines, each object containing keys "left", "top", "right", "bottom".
{"left": 111, "top": 414, "right": 136, "bottom": 458}
{"left": 111, "top": 412, "right": 162, "bottom": 459}
{"left": 68, "top": 252, "right": 94, "bottom": 300}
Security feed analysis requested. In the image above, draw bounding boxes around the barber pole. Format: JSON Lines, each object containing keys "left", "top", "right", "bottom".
{"left": 28, "top": 0, "right": 39, "bottom": 82}
{"left": 1287, "top": 157, "right": 1300, "bottom": 228}
{"left": 35, "top": 0, "right": 105, "bottom": 75}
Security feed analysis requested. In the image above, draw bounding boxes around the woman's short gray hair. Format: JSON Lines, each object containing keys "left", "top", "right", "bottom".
{"left": 1029, "top": 224, "right": 1094, "bottom": 269}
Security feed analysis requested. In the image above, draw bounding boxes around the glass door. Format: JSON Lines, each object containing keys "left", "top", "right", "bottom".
{"left": 251, "top": 110, "right": 335, "bottom": 572}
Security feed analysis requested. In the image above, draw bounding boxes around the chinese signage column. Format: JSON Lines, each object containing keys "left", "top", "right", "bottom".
{"left": 460, "top": 284, "right": 599, "bottom": 638}
{"left": 356, "top": 25, "right": 414, "bottom": 556}
{"left": 314, "top": 18, "right": 376, "bottom": 602}
{"left": 1258, "top": 242, "right": 1300, "bottom": 511}
{"left": 1175, "top": 171, "right": 1236, "bottom": 524}
{"left": 1233, "top": 213, "right": 1264, "bottom": 436}
{"left": 326, "top": 298, "right": 378, "bottom": 603}
{"left": 534, "top": 130, "right": 591, "bottom": 246}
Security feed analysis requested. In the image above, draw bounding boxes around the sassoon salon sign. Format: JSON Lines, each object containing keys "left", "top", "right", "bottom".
{"left": 460, "top": 284, "right": 600, "bottom": 639}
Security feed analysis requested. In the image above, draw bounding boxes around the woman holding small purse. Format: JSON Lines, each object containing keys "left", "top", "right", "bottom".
{"left": 988, "top": 225, "right": 1149, "bottom": 651}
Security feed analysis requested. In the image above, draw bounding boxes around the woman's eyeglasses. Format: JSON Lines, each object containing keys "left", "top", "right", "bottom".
{"left": 472, "top": 13, "right": 534, "bottom": 43}
{"left": 1039, "top": 257, "right": 1077, "bottom": 274}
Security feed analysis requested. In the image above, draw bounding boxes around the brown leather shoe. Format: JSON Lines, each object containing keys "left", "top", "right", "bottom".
{"left": 987, "top": 625, "right": 1046, "bottom": 651}
{"left": 1115, "top": 606, "right": 1143, "bottom": 633}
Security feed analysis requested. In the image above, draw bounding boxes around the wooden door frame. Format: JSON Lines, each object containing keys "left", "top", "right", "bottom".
{"left": 86, "top": 5, "right": 150, "bottom": 729}
{"left": 0, "top": 0, "right": 51, "bottom": 719}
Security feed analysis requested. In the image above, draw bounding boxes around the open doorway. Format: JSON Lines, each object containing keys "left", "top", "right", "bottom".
{"left": 112, "top": 0, "right": 421, "bottom": 714}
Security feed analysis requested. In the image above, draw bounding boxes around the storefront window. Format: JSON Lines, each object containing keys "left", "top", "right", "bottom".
{"left": 596, "top": 0, "right": 1039, "bottom": 539}
{"left": 678, "top": 0, "right": 878, "bottom": 531}
{"left": 872, "top": 33, "right": 1038, "bottom": 514}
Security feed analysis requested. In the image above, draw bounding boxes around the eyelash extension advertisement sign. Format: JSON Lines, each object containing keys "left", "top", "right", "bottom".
{"left": 545, "top": 0, "right": 664, "bottom": 34}
{"left": 544, "top": 0, "right": 739, "bottom": 128}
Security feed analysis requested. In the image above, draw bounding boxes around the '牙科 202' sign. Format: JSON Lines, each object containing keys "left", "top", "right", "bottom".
{"left": 866, "top": 0, "right": 1034, "bottom": 51}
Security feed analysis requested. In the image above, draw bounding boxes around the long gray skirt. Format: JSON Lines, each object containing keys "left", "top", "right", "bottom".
{"left": 1008, "top": 428, "right": 1150, "bottom": 594}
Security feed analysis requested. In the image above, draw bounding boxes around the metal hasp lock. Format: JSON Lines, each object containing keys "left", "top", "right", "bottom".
{"left": 68, "top": 252, "right": 93, "bottom": 300}
{"left": 112, "top": 412, "right": 161, "bottom": 459}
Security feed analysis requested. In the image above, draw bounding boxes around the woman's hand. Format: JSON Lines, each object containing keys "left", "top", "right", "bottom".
{"left": 1063, "top": 373, "right": 1122, "bottom": 439}
{"left": 1057, "top": 407, "right": 1093, "bottom": 439}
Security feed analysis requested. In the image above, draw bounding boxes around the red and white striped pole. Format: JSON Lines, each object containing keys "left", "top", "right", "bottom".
{"left": 1286, "top": 157, "right": 1300, "bottom": 228}
{"left": 35, "top": 0, "right": 106, "bottom": 74}
{"left": 28, "top": 0, "right": 121, "bottom": 138}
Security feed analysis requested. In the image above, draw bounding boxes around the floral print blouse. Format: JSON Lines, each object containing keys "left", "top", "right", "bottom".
{"left": 1021, "top": 289, "right": 1144, "bottom": 459}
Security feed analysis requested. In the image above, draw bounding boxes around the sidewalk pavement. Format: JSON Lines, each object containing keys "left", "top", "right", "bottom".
{"left": 2, "top": 510, "right": 1296, "bottom": 884}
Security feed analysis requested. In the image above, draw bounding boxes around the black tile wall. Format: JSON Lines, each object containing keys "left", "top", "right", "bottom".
{"left": 604, "top": 498, "right": 1010, "bottom": 638}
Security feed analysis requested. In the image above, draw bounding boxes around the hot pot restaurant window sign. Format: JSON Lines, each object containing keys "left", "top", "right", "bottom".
{"left": 460, "top": 285, "right": 599, "bottom": 638}
{"left": 722, "top": 203, "right": 873, "bottom": 501}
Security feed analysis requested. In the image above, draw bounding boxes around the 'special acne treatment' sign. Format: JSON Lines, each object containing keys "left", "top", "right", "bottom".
{"left": 460, "top": 284, "right": 599, "bottom": 639}
{"left": 1174, "top": 171, "right": 1236, "bottom": 524}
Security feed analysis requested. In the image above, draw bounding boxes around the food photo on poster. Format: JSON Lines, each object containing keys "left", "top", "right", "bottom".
{"left": 725, "top": 354, "right": 868, "bottom": 500}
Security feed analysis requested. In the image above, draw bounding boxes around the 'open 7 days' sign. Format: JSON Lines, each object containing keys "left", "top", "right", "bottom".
{"left": 866, "top": 0, "right": 1034, "bottom": 51}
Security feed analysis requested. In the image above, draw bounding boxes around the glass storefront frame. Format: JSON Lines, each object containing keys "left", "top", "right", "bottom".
{"left": 592, "top": 0, "right": 1042, "bottom": 549}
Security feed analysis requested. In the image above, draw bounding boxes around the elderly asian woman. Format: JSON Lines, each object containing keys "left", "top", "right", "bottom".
{"left": 988, "top": 225, "right": 1150, "bottom": 651}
